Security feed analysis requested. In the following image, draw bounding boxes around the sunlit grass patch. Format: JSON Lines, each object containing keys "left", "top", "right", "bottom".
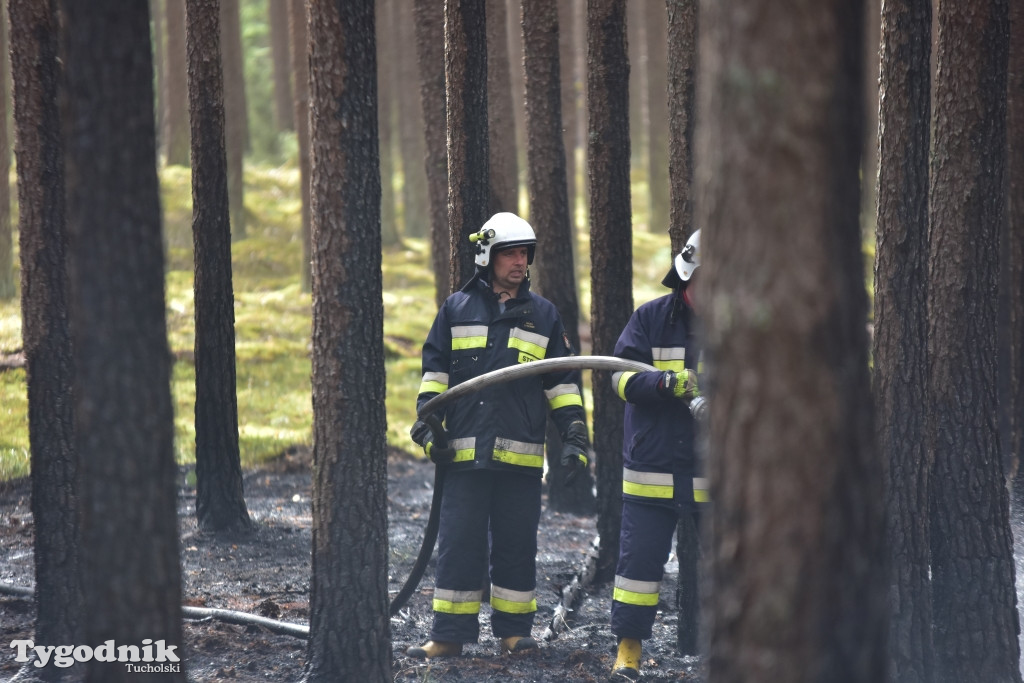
{"left": 0, "top": 368, "right": 28, "bottom": 479}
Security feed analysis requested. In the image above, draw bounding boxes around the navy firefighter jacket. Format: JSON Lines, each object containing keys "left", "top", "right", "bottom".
{"left": 416, "top": 273, "right": 585, "bottom": 477}
{"left": 612, "top": 291, "right": 704, "bottom": 510}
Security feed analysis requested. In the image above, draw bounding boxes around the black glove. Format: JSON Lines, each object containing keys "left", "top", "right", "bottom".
{"left": 410, "top": 419, "right": 456, "bottom": 464}
{"left": 560, "top": 420, "right": 589, "bottom": 486}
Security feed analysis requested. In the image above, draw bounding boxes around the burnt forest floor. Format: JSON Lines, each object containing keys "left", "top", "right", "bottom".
{"left": 0, "top": 447, "right": 705, "bottom": 682}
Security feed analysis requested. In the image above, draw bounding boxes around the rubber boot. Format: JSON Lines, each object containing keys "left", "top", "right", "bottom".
{"left": 500, "top": 636, "right": 538, "bottom": 654}
{"left": 406, "top": 640, "right": 462, "bottom": 659}
{"left": 609, "top": 637, "right": 641, "bottom": 681}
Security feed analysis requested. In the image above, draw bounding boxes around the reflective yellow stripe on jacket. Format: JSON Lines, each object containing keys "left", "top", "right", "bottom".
{"left": 451, "top": 324, "right": 488, "bottom": 350}
{"left": 490, "top": 585, "right": 537, "bottom": 614}
{"left": 545, "top": 383, "right": 584, "bottom": 410}
{"left": 622, "top": 468, "right": 674, "bottom": 500}
{"left": 507, "top": 327, "right": 548, "bottom": 360}
{"left": 492, "top": 437, "right": 545, "bottom": 468}
{"left": 433, "top": 588, "right": 483, "bottom": 615}
{"left": 652, "top": 346, "right": 686, "bottom": 373}
{"left": 418, "top": 370, "right": 449, "bottom": 396}
{"left": 613, "top": 575, "right": 660, "bottom": 607}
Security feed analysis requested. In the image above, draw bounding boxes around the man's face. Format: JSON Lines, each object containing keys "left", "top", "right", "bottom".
{"left": 491, "top": 246, "right": 529, "bottom": 295}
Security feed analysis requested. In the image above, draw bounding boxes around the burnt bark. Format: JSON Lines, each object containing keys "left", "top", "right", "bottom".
{"left": 186, "top": 0, "right": 252, "bottom": 536}
{"left": 522, "top": 0, "right": 594, "bottom": 512}
{"left": 60, "top": 2, "right": 184, "bottom": 679}
{"left": 666, "top": 0, "right": 697, "bottom": 254}
{"left": 587, "top": 0, "right": 633, "bottom": 581}
{"left": 305, "top": 0, "right": 390, "bottom": 680}
{"left": 874, "top": 0, "right": 934, "bottom": 681}
{"left": 10, "top": 0, "right": 82, "bottom": 668}
{"left": 445, "top": 0, "right": 490, "bottom": 290}
{"left": 928, "top": 3, "right": 1019, "bottom": 683}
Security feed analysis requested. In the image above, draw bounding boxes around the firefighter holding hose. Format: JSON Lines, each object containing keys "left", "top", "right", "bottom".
{"left": 406, "top": 212, "right": 590, "bottom": 659}
{"left": 608, "top": 229, "right": 707, "bottom": 681}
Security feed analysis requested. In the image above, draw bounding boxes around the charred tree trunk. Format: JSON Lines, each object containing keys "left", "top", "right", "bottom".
{"left": 445, "top": 0, "right": 490, "bottom": 289}
{"left": 875, "top": 0, "right": 934, "bottom": 681}
{"left": 487, "top": 0, "right": 519, "bottom": 214}
{"left": 305, "top": 0, "right": 390, "bottom": 680}
{"left": 522, "top": 0, "right": 594, "bottom": 512}
{"left": 928, "top": 3, "right": 1019, "bottom": 682}
{"left": 186, "top": 0, "right": 252, "bottom": 536}
{"left": 665, "top": 0, "right": 696, "bottom": 255}
{"left": 221, "top": 0, "right": 246, "bottom": 240}
{"left": 10, "top": 0, "right": 82, "bottom": 667}
{"left": 587, "top": 0, "right": 633, "bottom": 581}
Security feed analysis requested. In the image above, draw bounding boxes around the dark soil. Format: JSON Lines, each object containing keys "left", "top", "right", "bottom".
{"left": 0, "top": 448, "right": 705, "bottom": 682}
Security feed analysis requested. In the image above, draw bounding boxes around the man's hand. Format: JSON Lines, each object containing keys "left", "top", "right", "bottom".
{"left": 656, "top": 369, "right": 700, "bottom": 403}
{"left": 410, "top": 419, "right": 456, "bottom": 464}
{"left": 560, "top": 420, "right": 590, "bottom": 486}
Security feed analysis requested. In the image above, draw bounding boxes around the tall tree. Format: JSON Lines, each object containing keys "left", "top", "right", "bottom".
{"left": 522, "top": 0, "right": 594, "bottom": 512}
{"left": 289, "top": 0, "right": 312, "bottom": 293}
{"left": 377, "top": 0, "right": 400, "bottom": 247}
{"left": 666, "top": 0, "right": 697, "bottom": 259}
{"left": 557, "top": 0, "right": 580, "bottom": 236}
{"left": 163, "top": 0, "right": 190, "bottom": 165}
{"left": 446, "top": 0, "right": 490, "bottom": 288}
{"left": 221, "top": 0, "right": 246, "bottom": 239}
{"left": 395, "top": 0, "right": 430, "bottom": 239}
{"left": 587, "top": 0, "right": 633, "bottom": 581}
{"left": 186, "top": 0, "right": 252, "bottom": 535}
{"left": 269, "top": 0, "right": 294, "bottom": 133}
{"left": 413, "top": 0, "right": 451, "bottom": 304}
{"left": 645, "top": 3, "right": 669, "bottom": 235}
{"left": 10, "top": 0, "right": 82, "bottom": 670}
{"left": 0, "top": 1, "right": 11, "bottom": 301}
{"left": 151, "top": 0, "right": 165, "bottom": 153}
{"left": 666, "top": 0, "right": 700, "bottom": 653}
{"left": 1010, "top": 0, "right": 1024, "bottom": 503}
{"left": 874, "top": 0, "right": 933, "bottom": 681}
{"left": 59, "top": 2, "right": 184, "bottom": 679}
{"left": 928, "top": 4, "right": 1019, "bottom": 683}
{"left": 487, "top": 0, "right": 519, "bottom": 214}
{"left": 305, "top": 0, "right": 390, "bottom": 679}
{"left": 697, "top": 0, "right": 887, "bottom": 680}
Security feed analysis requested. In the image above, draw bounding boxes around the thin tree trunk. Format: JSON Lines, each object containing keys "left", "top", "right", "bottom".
{"left": 289, "top": 0, "right": 311, "bottom": 293}
{"left": 164, "top": 0, "right": 190, "bottom": 166}
{"left": 487, "top": 0, "right": 519, "bottom": 214}
{"left": 187, "top": 0, "right": 252, "bottom": 536}
{"left": 522, "top": 0, "right": 594, "bottom": 512}
{"left": 221, "top": 0, "right": 246, "bottom": 239}
{"left": 413, "top": 0, "right": 451, "bottom": 304}
{"left": 446, "top": 0, "right": 490, "bottom": 289}
{"left": 396, "top": 0, "right": 429, "bottom": 239}
{"left": 377, "top": 0, "right": 400, "bottom": 247}
{"left": 0, "top": 0, "right": 11, "bottom": 301}
{"left": 587, "top": 0, "right": 633, "bottom": 582}
{"left": 645, "top": 3, "right": 669, "bottom": 236}
{"left": 269, "top": 0, "right": 294, "bottom": 132}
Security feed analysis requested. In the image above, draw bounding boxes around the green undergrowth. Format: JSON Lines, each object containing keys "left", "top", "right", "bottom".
{"left": 0, "top": 163, "right": 672, "bottom": 481}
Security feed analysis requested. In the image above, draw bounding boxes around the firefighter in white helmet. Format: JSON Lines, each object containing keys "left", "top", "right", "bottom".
{"left": 407, "top": 212, "right": 590, "bottom": 659}
{"left": 608, "top": 229, "right": 706, "bottom": 681}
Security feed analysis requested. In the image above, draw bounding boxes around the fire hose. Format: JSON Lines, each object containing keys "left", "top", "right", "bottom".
{"left": 389, "top": 355, "right": 693, "bottom": 616}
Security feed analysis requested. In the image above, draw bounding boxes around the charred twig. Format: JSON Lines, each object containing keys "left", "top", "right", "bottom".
{"left": 541, "top": 535, "right": 600, "bottom": 642}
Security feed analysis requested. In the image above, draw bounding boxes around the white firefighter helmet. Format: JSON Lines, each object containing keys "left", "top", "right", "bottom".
{"left": 674, "top": 229, "right": 701, "bottom": 281}
{"left": 470, "top": 212, "right": 537, "bottom": 267}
